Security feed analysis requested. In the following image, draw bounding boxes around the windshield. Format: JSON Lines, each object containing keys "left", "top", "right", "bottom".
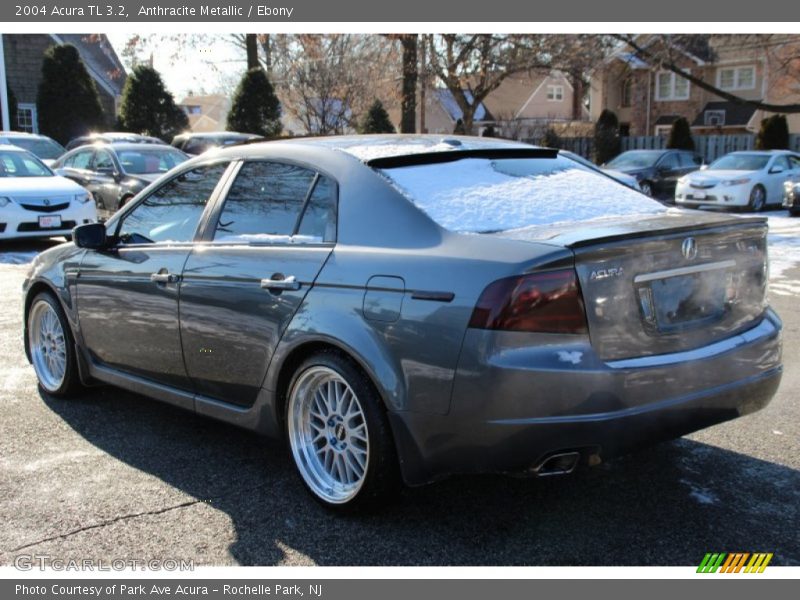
{"left": 378, "top": 155, "right": 663, "bottom": 233}
{"left": 0, "top": 150, "right": 53, "bottom": 177}
{"left": 605, "top": 151, "right": 662, "bottom": 169}
{"left": 7, "top": 137, "right": 65, "bottom": 160}
{"left": 709, "top": 154, "right": 771, "bottom": 171}
{"left": 118, "top": 148, "right": 188, "bottom": 175}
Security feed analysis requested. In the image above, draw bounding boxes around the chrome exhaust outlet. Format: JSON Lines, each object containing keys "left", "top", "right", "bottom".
{"left": 533, "top": 451, "right": 580, "bottom": 477}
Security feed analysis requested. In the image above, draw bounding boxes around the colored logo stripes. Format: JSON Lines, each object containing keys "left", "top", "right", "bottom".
{"left": 697, "top": 552, "right": 773, "bottom": 573}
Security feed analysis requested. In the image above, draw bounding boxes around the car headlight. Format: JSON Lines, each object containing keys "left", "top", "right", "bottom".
{"left": 721, "top": 178, "right": 751, "bottom": 186}
{"left": 0, "top": 196, "right": 11, "bottom": 207}
{"left": 74, "top": 192, "right": 92, "bottom": 204}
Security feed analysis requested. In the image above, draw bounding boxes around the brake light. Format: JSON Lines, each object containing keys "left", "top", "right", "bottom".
{"left": 468, "top": 269, "right": 588, "bottom": 334}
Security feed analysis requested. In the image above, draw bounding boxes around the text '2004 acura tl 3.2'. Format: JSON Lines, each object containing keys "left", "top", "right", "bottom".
{"left": 22, "top": 135, "right": 782, "bottom": 510}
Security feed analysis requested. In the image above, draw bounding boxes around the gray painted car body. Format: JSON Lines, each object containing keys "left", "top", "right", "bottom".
{"left": 23, "top": 135, "right": 782, "bottom": 486}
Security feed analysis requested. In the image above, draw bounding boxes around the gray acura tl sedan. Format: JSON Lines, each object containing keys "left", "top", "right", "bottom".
{"left": 22, "top": 135, "right": 782, "bottom": 510}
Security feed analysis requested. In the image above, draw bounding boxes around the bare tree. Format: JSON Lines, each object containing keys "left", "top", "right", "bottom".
{"left": 281, "top": 35, "right": 400, "bottom": 135}
{"left": 615, "top": 34, "right": 800, "bottom": 113}
{"left": 424, "top": 34, "right": 611, "bottom": 133}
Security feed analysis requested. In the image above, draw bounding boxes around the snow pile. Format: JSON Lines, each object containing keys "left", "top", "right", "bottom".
{"left": 766, "top": 212, "right": 800, "bottom": 296}
{"left": 382, "top": 158, "right": 664, "bottom": 233}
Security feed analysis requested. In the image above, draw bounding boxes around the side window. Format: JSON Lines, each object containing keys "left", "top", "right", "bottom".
{"left": 94, "top": 150, "right": 115, "bottom": 172}
{"left": 214, "top": 161, "right": 320, "bottom": 243}
{"left": 789, "top": 156, "right": 800, "bottom": 170}
{"left": 659, "top": 153, "right": 679, "bottom": 170}
{"left": 117, "top": 162, "right": 229, "bottom": 244}
{"left": 68, "top": 150, "right": 93, "bottom": 169}
{"left": 774, "top": 155, "right": 791, "bottom": 171}
{"left": 297, "top": 175, "right": 337, "bottom": 242}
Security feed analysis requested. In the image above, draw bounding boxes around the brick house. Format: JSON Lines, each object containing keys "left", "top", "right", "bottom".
{"left": 1, "top": 34, "right": 126, "bottom": 133}
{"left": 178, "top": 94, "right": 231, "bottom": 133}
{"left": 590, "top": 35, "right": 800, "bottom": 136}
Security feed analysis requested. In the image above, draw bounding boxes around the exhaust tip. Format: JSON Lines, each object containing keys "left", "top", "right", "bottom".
{"left": 533, "top": 451, "right": 581, "bottom": 477}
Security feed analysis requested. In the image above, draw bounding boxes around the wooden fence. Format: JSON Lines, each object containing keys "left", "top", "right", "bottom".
{"left": 551, "top": 134, "right": 800, "bottom": 163}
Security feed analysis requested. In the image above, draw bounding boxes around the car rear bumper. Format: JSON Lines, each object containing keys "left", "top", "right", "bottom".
{"left": 388, "top": 310, "right": 782, "bottom": 485}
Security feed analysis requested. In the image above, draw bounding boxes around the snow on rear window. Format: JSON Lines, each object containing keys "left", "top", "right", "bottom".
{"left": 379, "top": 156, "right": 665, "bottom": 233}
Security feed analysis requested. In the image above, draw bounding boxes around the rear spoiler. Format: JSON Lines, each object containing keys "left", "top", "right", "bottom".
{"left": 367, "top": 148, "right": 558, "bottom": 169}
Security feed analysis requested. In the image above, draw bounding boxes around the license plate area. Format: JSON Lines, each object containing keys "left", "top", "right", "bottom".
{"left": 634, "top": 261, "right": 735, "bottom": 334}
{"left": 38, "top": 215, "right": 62, "bottom": 229}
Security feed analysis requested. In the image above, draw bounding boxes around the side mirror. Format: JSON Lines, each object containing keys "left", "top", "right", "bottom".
{"left": 73, "top": 222, "right": 110, "bottom": 250}
{"left": 769, "top": 166, "right": 785, "bottom": 174}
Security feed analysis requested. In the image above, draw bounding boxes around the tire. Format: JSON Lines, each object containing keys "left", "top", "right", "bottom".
{"left": 639, "top": 181, "right": 653, "bottom": 196}
{"left": 748, "top": 185, "right": 766, "bottom": 212}
{"left": 118, "top": 195, "right": 133, "bottom": 210}
{"left": 27, "top": 292, "right": 83, "bottom": 397}
{"left": 285, "top": 350, "right": 400, "bottom": 511}
{"left": 790, "top": 209, "right": 800, "bottom": 217}
{"left": 63, "top": 234, "right": 72, "bottom": 242}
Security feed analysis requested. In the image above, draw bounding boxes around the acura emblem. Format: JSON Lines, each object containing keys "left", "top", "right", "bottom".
{"left": 681, "top": 237, "right": 698, "bottom": 260}
{"left": 43, "top": 198, "right": 50, "bottom": 206}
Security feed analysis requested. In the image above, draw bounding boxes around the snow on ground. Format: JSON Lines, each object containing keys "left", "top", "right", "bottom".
{"left": 766, "top": 212, "right": 800, "bottom": 297}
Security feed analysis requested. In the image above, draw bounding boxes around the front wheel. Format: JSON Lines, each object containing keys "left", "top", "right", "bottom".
{"left": 28, "top": 293, "right": 83, "bottom": 397}
{"left": 285, "top": 351, "right": 399, "bottom": 510}
{"left": 639, "top": 181, "right": 653, "bottom": 196}
{"left": 748, "top": 185, "right": 766, "bottom": 212}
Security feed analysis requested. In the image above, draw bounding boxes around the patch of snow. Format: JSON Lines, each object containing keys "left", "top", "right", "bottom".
{"left": 680, "top": 479, "right": 720, "bottom": 505}
{"left": 0, "top": 251, "right": 38, "bottom": 265}
{"left": 381, "top": 158, "right": 664, "bottom": 233}
{"left": 767, "top": 213, "right": 800, "bottom": 296}
{"left": 557, "top": 350, "right": 583, "bottom": 365}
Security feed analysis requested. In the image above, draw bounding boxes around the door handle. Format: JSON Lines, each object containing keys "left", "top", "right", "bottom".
{"left": 150, "top": 271, "right": 181, "bottom": 284}
{"left": 260, "top": 274, "right": 300, "bottom": 291}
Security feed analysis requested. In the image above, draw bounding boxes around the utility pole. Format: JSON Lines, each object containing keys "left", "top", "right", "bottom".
{"left": 0, "top": 35, "right": 10, "bottom": 130}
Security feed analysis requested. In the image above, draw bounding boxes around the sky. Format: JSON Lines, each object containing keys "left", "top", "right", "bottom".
{"left": 106, "top": 33, "right": 249, "bottom": 99}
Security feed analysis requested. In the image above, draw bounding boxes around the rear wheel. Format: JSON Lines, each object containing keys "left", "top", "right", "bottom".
{"left": 28, "top": 293, "right": 82, "bottom": 397}
{"left": 748, "top": 185, "right": 766, "bottom": 212}
{"left": 285, "top": 351, "right": 399, "bottom": 510}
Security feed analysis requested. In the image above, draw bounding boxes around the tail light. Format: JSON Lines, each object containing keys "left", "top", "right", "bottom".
{"left": 468, "top": 269, "right": 588, "bottom": 334}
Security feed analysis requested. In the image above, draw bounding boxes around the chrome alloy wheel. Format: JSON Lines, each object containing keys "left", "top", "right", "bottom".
{"left": 29, "top": 299, "right": 68, "bottom": 392}
{"left": 288, "top": 366, "right": 370, "bottom": 504}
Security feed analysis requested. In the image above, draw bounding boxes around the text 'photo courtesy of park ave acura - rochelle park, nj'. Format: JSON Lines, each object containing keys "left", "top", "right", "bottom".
{"left": 0, "top": 28, "right": 799, "bottom": 575}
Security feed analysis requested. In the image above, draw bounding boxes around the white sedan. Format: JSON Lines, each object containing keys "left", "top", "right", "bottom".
{"left": 0, "top": 144, "right": 97, "bottom": 240}
{"left": 675, "top": 150, "right": 800, "bottom": 211}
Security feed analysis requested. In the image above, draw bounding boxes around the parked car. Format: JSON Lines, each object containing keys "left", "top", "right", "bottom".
{"left": 604, "top": 149, "right": 704, "bottom": 198}
{"left": 559, "top": 150, "right": 640, "bottom": 190}
{"left": 0, "top": 144, "right": 96, "bottom": 240}
{"left": 65, "top": 132, "right": 165, "bottom": 151}
{"left": 783, "top": 179, "right": 800, "bottom": 216}
{"left": 675, "top": 151, "right": 800, "bottom": 212}
{"left": 52, "top": 143, "right": 189, "bottom": 211}
{"left": 171, "top": 131, "right": 263, "bottom": 155}
{"left": 0, "top": 131, "right": 65, "bottom": 166}
{"left": 23, "top": 136, "right": 781, "bottom": 510}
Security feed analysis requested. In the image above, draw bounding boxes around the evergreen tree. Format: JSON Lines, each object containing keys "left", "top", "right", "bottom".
{"left": 666, "top": 117, "right": 695, "bottom": 151}
{"left": 541, "top": 127, "right": 561, "bottom": 148}
{"left": 755, "top": 114, "right": 790, "bottom": 150}
{"left": 226, "top": 68, "right": 282, "bottom": 137}
{"left": 359, "top": 100, "right": 395, "bottom": 134}
{"left": 36, "top": 44, "right": 105, "bottom": 145}
{"left": 118, "top": 65, "right": 188, "bottom": 141}
{"left": 594, "top": 109, "right": 621, "bottom": 165}
{"left": 481, "top": 124, "right": 497, "bottom": 138}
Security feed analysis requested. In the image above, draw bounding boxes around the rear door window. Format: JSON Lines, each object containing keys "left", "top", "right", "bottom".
{"left": 213, "top": 161, "right": 336, "bottom": 244}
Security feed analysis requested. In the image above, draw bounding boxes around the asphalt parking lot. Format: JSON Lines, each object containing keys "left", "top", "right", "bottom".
{"left": 0, "top": 227, "right": 798, "bottom": 567}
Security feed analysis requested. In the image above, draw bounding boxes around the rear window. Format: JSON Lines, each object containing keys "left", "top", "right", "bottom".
{"left": 377, "top": 155, "right": 664, "bottom": 233}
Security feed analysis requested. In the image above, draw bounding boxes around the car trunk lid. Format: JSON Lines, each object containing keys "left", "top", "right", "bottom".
{"left": 492, "top": 211, "right": 769, "bottom": 361}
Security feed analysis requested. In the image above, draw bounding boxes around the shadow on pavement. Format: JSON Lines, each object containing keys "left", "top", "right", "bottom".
{"left": 40, "top": 386, "right": 800, "bottom": 566}
{"left": 0, "top": 238, "right": 67, "bottom": 265}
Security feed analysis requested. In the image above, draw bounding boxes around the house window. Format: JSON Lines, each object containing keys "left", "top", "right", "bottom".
{"left": 16, "top": 104, "right": 37, "bottom": 133}
{"left": 620, "top": 77, "right": 633, "bottom": 108}
{"left": 655, "top": 70, "right": 690, "bottom": 101}
{"left": 717, "top": 66, "right": 756, "bottom": 91}
{"left": 546, "top": 85, "right": 564, "bottom": 102}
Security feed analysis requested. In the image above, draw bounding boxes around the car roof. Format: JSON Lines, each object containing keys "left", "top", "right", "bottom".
{"left": 726, "top": 150, "right": 793, "bottom": 155}
{"left": 202, "top": 134, "right": 535, "bottom": 164}
{"left": 0, "top": 143, "right": 29, "bottom": 151}
{"left": 0, "top": 131, "right": 48, "bottom": 138}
